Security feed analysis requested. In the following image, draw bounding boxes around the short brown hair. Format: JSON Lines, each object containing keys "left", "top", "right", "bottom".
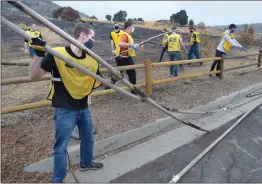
{"left": 171, "top": 26, "right": 177, "bottom": 31}
{"left": 73, "top": 23, "right": 92, "bottom": 38}
{"left": 124, "top": 20, "right": 133, "bottom": 29}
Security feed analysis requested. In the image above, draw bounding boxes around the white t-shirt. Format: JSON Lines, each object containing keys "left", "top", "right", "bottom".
{"left": 217, "top": 30, "right": 242, "bottom": 53}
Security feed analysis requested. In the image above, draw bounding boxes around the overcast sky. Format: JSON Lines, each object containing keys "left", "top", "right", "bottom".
{"left": 53, "top": 1, "right": 262, "bottom": 26}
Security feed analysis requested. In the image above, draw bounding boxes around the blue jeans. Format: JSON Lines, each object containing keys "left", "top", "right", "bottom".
{"left": 168, "top": 51, "right": 181, "bottom": 77}
{"left": 29, "top": 47, "right": 36, "bottom": 58}
{"left": 53, "top": 107, "right": 94, "bottom": 183}
{"left": 188, "top": 44, "right": 202, "bottom": 65}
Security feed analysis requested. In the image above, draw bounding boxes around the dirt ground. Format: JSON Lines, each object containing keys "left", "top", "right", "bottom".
{"left": 1, "top": 22, "right": 262, "bottom": 182}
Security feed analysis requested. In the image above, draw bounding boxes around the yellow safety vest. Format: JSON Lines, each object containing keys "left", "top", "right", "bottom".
{"left": 222, "top": 31, "right": 235, "bottom": 52}
{"left": 26, "top": 30, "right": 41, "bottom": 47}
{"left": 190, "top": 32, "right": 200, "bottom": 45}
{"left": 167, "top": 34, "right": 181, "bottom": 52}
{"left": 161, "top": 33, "right": 169, "bottom": 47}
{"left": 48, "top": 47, "right": 101, "bottom": 100}
{"left": 115, "top": 31, "right": 136, "bottom": 57}
{"left": 111, "top": 30, "right": 124, "bottom": 54}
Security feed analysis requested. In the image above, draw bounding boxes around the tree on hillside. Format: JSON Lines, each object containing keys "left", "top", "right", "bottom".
{"left": 105, "top": 15, "right": 112, "bottom": 21}
{"left": 52, "top": 6, "right": 80, "bottom": 22}
{"left": 90, "top": 15, "right": 97, "bottom": 20}
{"left": 112, "top": 10, "right": 127, "bottom": 22}
{"left": 138, "top": 18, "right": 144, "bottom": 22}
{"left": 197, "top": 22, "right": 205, "bottom": 27}
{"left": 189, "top": 19, "right": 194, "bottom": 26}
{"left": 240, "top": 24, "right": 256, "bottom": 44}
{"left": 134, "top": 18, "right": 137, "bottom": 21}
{"left": 52, "top": 7, "right": 66, "bottom": 19}
{"left": 170, "top": 10, "right": 188, "bottom": 26}
{"left": 60, "top": 7, "right": 80, "bottom": 22}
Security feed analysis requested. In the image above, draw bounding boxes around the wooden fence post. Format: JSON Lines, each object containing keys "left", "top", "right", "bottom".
{"left": 219, "top": 55, "right": 225, "bottom": 80}
{"left": 258, "top": 50, "right": 262, "bottom": 68}
{"left": 144, "top": 59, "right": 152, "bottom": 95}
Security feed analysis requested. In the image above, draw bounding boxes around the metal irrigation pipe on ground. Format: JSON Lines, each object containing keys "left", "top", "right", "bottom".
{"left": 162, "top": 89, "right": 262, "bottom": 115}
{"left": 169, "top": 100, "right": 262, "bottom": 183}
{"left": 4, "top": 3, "right": 208, "bottom": 133}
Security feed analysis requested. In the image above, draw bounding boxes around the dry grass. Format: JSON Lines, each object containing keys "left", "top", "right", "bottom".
{"left": 38, "top": 26, "right": 68, "bottom": 46}
{"left": 199, "top": 32, "right": 216, "bottom": 57}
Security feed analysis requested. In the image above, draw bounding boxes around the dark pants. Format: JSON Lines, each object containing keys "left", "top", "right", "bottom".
{"left": 168, "top": 51, "right": 181, "bottom": 77}
{"left": 159, "top": 46, "right": 168, "bottom": 62}
{"left": 111, "top": 57, "right": 136, "bottom": 85}
{"left": 188, "top": 43, "right": 202, "bottom": 65}
{"left": 210, "top": 49, "right": 226, "bottom": 76}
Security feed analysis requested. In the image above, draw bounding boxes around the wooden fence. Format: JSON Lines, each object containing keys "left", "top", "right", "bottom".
{"left": 1, "top": 50, "right": 261, "bottom": 114}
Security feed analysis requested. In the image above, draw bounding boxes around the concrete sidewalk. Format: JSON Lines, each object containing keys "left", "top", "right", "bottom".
{"left": 63, "top": 90, "right": 262, "bottom": 182}
{"left": 112, "top": 104, "right": 262, "bottom": 183}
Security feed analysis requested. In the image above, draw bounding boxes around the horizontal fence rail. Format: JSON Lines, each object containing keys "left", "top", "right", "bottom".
{"left": 1, "top": 70, "right": 219, "bottom": 114}
{"left": 1, "top": 50, "right": 261, "bottom": 114}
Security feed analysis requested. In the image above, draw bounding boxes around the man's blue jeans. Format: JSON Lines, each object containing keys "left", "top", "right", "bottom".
{"left": 188, "top": 44, "right": 202, "bottom": 65}
{"left": 52, "top": 107, "right": 94, "bottom": 183}
{"left": 168, "top": 51, "right": 181, "bottom": 77}
{"left": 29, "top": 47, "right": 36, "bottom": 58}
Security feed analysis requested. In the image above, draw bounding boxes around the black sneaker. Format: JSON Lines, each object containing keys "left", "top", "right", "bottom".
{"left": 80, "top": 162, "right": 103, "bottom": 171}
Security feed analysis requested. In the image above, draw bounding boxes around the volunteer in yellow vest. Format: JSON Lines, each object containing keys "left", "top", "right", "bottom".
{"left": 24, "top": 24, "right": 43, "bottom": 57}
{"left": 163, "top": 26, "right": 186, "bottom": 77}
{"left": 105, "top": 23, "right": 124, "bottom": 89}
{"left": 28, "top": 23, "right": 103, "bottom": 183}
{"left": 106, "top": 20, "right": 141, "bottom": 93}
{"left": 110, "top": 23, "right": 123, "bottom": 55}
{"left": 210, "top": 23, "right": 247, "bottom": 77}
{"left": 158, "top": 28, "right": 169, "bottom": 62}
{"left": 188, "top": 26, "right": 202, "bottom": 66}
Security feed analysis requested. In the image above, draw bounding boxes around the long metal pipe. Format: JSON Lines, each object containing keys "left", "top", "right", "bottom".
{"left": 2, "top": 15, "right": 208, "bottom": 132}
{"left": 169, "top": 100, "right": 262, "bottom": 183}
{"left": 1, "top": 16, "right": 140, "bottom": 101}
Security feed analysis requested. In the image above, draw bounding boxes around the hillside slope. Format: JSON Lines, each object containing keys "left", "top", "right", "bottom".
{"left": 1, "top": 0, "right": 89, "bottom": 18}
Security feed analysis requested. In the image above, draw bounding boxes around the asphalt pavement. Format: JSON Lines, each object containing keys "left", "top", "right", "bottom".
{"left": 112, "top": 105, "right": 262, "bottom": 183}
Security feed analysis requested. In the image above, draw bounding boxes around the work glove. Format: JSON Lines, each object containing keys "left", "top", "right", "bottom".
{"left": 130, "top": 43, "right": 140, "bottom": 50}
{"left": 237, "top": 46, "right": 248, "bottom": 51}
{"left": 29, "top": 37, "right": 46, "bottom": 57}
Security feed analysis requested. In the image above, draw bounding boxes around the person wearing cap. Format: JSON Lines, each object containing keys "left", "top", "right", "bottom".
{"left": 163, "top": 26, "right": 186, "bottom": 77}
{"left": 210, "top": 23, "right": 247, "bottom": 77}
{"left": 188, "top": 26, "right": 202, "bottom": 66}
{"left": 158, "top": 28, "right": 169, "bottom": 62}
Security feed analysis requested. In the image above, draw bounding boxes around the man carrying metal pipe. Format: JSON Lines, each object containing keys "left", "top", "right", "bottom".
{"left": 104, "top": 23, "right": 124, "bottom": 89}
{"left": 210, "top": 23, "right": 247, "bottom": 77}
{"left": 24, "top": 24, "right": 43, "bottom": 57}
{"left": 106, "top": 20, "right": 141, "bottom": 93}
{"left": 28, "top": 23, "right": 103, "bottom": 183}
{"left": 163, "top": 26, "right": 186, "bottom": 77}
{"left": 158, "top": 28, "right": 169, "bottom": 62}
{"left": 188, "top": 26, "right": 202, "bottom": 67}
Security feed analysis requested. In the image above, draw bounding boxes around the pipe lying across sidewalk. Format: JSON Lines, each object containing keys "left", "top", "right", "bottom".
{"left": 169, "top": 100, "right": 262, "bottom": 183}
{"left": 3, "top": 2, "right": 208, "bottom": 133}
